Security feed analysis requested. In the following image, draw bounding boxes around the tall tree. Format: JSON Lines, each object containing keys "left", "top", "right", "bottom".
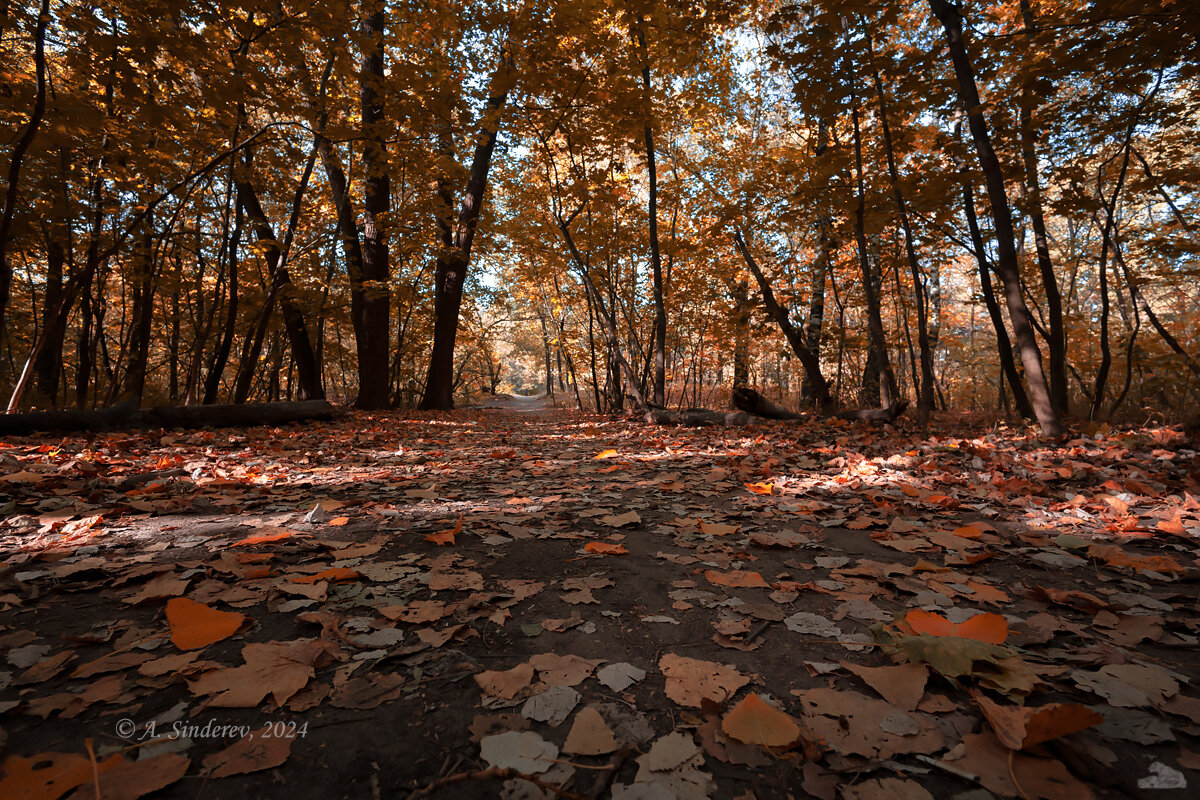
{"left": 419, "top": 48, "right": 515, "bottom": 410}
{"left": 927, "top": 0, "right": 1063, "bottom": 437}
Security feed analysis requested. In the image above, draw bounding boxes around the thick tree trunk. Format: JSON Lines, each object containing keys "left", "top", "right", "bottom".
{"left": 420, "top": 52, "right": 514, "bottom": 410}
{"left": 117, "top": 216, "right": 156, "bottom": 405}
{"left": 34, "top": 237, "right": 67, "bottom": 406}
{"left": 356, "top": 1, "right": 391, "bottom": 409}
{"left": 928, "top": 0, "right": 1063, "bottom": 437}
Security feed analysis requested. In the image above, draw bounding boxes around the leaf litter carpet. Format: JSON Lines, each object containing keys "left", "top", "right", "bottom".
{"left": 1, "top": 410, "right": 1198, "bottom": 799}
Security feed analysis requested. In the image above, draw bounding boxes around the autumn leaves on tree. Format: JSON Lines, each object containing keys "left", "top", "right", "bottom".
{"left": 0, "top": 1, "right": 1197, "bottom": 423}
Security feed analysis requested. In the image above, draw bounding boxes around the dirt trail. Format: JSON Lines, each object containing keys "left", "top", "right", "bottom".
{"left": 0, "top": 411, "right": 1197, "bottom": 799}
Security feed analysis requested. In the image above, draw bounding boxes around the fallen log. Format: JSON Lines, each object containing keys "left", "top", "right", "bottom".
{"left": 834, "top": 400, "right": 910, "bottom": 424}
{"left": 646, "top": 409, "right": 760, "bottom": 427}
{"left": 731, "top": 386, "right": 804, "bottom": 420}
{"left": 0, "top": 400, "right": 339, "bottom": 435}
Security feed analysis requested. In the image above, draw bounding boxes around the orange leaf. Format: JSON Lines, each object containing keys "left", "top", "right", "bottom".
{"left": 232, "top": 530, "right": 294, "bottom": 547}
{"left": 722, "top": 692, "right": 801, "bottom": 747}
{"left": 328, "top": 516, "right": 350, "bottom": 526}
{"left": 744, "top": 482, "right": 774, "bottom": 496}
{"left": 0, "top": 751, "right": 124, "bottom": 799}
{"left": 166, "top": 597, "right": 247, "bottom": 650}
{"left": 595, "top": 449, "right": 619, "bottom": 459}
{"left": 705, "top": 569, "right": 770, "bottom": 589}
{"left": 973, "top": 690, "right": 1104, "bottom": 750}
{"left": 425, "top": 514, "right": 462, "bottom": 546}
{"left": 904, "top": 609, "right": 1008, "bottom": 644}
{"left": 585, "top": 541, "right": 628, "bottom": 555}
{"left": 290, "top": 567, "right": 360, "bottom": 584}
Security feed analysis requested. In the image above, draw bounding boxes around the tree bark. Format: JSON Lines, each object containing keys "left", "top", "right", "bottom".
{"left": 633, "top": 19, "right": 666, "bottom": 406}
{"left": 731, "top": 229, "right": 831, "bottom": 410}
{"left": 420, "top": 51, "right": 515, "bottom": 410}
{"left": 928, "top": 0, "right": 1063, "bottom": 437}
{"left": 1018, "top": 0, "right": 1068, "bottom": 417}
{"left": 356, "top": 1, "right": 391, "bottom": 409}
{"left": 231, "top": 162, "right": 324, "bottom": 403}
{"left": 847, "top": 37, "right": 897, "bottom": 408}
{"left": 956, "top": 142, "right": 1035, "bottom": 419}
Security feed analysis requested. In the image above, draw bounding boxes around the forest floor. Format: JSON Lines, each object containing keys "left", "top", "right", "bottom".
{"left": 0, "top": 408, "right": 1198, "bottom": 800}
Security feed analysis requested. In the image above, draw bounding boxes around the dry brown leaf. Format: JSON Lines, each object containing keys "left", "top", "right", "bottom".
{"left": 475, "top": 662, "right": 535, "bottom": 700}
{"left": 721, "top": 693, "right": 800, "bottom": 747}
{"left": 188, "top": 638, "right": 327, "bottom": 707}
{"left": 972, "top": 691, "right": 1105, "bottom": 750}
{"left": 952, "top": 731, "right": 1097, "bottom": 799}
{"left": 660, "top": 653, "right": 749, "bottom": 708}
{"left": 842, "top": 662, "right": 928, "bottom": 711}
{"left": 563, "top": 706, "right": 619, "bottom": 755}
{"left": 65, "top": 753, "right": 190, "bottom": 800}
{"left": 202, "top": 729, "right": 293, "bottom": 778}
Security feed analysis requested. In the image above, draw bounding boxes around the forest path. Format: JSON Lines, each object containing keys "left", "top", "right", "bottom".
{"left": 0, "top": 411, "right": 1198, "bottom": 798}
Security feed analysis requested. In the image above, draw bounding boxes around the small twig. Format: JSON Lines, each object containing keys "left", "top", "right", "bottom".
{"left": 408, "top": 766, "right": 586, "bottom": 799}
{"left": 745, "top": 619, "right": 773, "bottom": 643}
{"left": 85, "top": 738, "right": 101, "bottom": 799}
{"left": 1008, "top": 750, "right": 1032, "bottom": 800}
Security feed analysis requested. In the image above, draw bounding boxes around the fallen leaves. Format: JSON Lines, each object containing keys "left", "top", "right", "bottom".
{"left": 563, "top": 706, "right": 619, "bottom": 755}
{"left": 584, "top": 541, "right": 628, "bottom": 555}
{"left": 721, "top": 693, "right": 801, "bottom": 747}
{"left": 165, "top": 598, "right": 248, "bottom": 650}
{"left": 425, "top": 514, "right": 463, "bottom": 546}
{"left": 202, "top": 729, "right": 293, "bottom": 778}
{"left": 704, "top": 569, "right": 770, "bottom": 589}
{"left": 188, "top": 639, "right": 328, "bottom": 707}
{"left": 972, "top": 691, "right": 1105, "bottom": 750}
{"left": 903, "top": 609, "right": 1008, "bottom": 644}
{"left": 660, "top": 653, "right": 749, "bottom": 707}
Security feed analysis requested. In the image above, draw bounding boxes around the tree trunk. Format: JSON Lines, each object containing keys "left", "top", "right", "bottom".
{"left": 355, "top": 1, "right": 391, "bottom": 409}
{"left": 0, "top": 0, "right": 50, "bottom": 344}
{"left": 869, "top": 47, "right": 934, "bottom": 424}
{"left": 957, "top": 147, "right": 1035, "bottom": 419}
{"left": 633, "top": 20, "right": 666, "bottom": 406}
{"left": 731, "top": 279, "right": 750, "bottom": 387}
{"left": 732, "top": 229, "right": 831, "bottom": 410}
{"left": 419, "top": 51, "right": 514, "bottom": 410}
{"left": 928, "top": 0, "right": 1063, "bottom": 437}
{"left": 848, "top": 40, "right": 897, "bottom": 408}
{"left": 231, "top": 165, "right": 323, "bottom": 403}
{"left": 204, "top": 192, "right": 241, "bottom": 404}
{"left": 1018, "top": 0, "right": 1068, "bottom": 417}
{"left": 1088, "top": 70, "right": 1161, "bottom": 420}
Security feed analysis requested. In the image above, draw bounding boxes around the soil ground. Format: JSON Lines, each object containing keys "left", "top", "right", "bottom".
{"left": 1, "top": 409, "right": 1198, "bottom": 799}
